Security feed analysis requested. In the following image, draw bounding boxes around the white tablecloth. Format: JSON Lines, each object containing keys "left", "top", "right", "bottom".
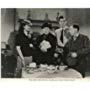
{"left": 22, "top": 68, "right": 82, "bottom": 78}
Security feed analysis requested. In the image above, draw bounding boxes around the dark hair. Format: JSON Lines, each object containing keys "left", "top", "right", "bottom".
{"left": 58, "top": 16, "right": 64, "bottom": 21}
{"left": 73, "top": 24, "right": 80, "bottom": 31}
{"left": 18, "top": 23, "right": 26, "bottom": 34}
{"left": 41, "top": 23, "right": 52, "bottom": 29}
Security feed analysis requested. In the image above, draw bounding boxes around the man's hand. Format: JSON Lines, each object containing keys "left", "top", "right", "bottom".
{"left": 71, "top": 52, "right": 77, "bottom": 58}
{"left": 58, "top": 41, "right": 64, "bottom": 47}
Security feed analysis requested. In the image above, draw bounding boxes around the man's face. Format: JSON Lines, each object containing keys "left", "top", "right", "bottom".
{"left": 43, "top": 27, "right": 50, "bottom": 35}
{"left": 59, "top": 18, "right": 66, "bottom": 28}
{"left": 24, "top": 24, "right": 33, "bottom": 34}
{"left": 69, "top": 26, "right": 77, "bottom": 36}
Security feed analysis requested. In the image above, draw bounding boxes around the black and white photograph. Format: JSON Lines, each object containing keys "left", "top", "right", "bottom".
{"left": 1, "top": 8, "right": 90, "bottom": 79}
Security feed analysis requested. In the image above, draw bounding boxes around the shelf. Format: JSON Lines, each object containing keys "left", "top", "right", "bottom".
{"left": 30, "top": 19, "right": 58, "bottom": 23}
{"left": 30, "top": 19, "right": 59, "bottom": 28}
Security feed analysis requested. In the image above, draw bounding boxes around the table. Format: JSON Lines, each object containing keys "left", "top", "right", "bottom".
{"left": 22, "top": 67, "right": 82, "bottom": 78}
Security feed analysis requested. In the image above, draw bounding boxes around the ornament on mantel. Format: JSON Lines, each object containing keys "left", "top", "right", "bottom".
{"left": 56, "top": 12, "right": 60, "bottom": 22}
{"left": 44, "top": 13, "right": 50, "bottom": 22}
{"left": 15, "top": 9, "right": 19, "bottom": 21}
{"left": 27, "top": 10, "right": 31, "bottom": 20}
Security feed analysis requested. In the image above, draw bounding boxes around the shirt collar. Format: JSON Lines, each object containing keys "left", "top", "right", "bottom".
{"left": 73, "top": 33, "right": 79, "bottom": 41}
{"left": 61, "top": 26, "right": 68, "bottom": 30}
{"left": 74, "top": 33, "right": 79, "bottom": 38}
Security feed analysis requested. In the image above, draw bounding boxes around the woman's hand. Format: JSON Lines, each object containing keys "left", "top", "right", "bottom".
{"left": 40, "top": 47, "right": 47, "bottom": 52}
{"left": 71, "top": 52, "right": 77, "bottom": 58}
{"left": 29, "top": 43, "right": 33, "bottom": 48}
{"left": 54, "top": 53, "right": 59, "bottom": 58}
{"left": 22, "top": 58, "right": 25, "bottom": 67}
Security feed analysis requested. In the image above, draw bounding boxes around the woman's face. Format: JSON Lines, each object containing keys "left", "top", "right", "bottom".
{"left": 24, "top": 24, "right": 33, "bottom": 34}
{"left": 24, "top": 24, "right": 31, "bottom": 31}
{"left": 43, "top": 27, "right": 50, "bottom": 35}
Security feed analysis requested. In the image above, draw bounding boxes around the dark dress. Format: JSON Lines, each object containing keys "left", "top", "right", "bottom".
{"left": 63, "top": 34, "right": 90, "bottom": 77}
{"left": 15, "top": 32, "right": 34, "bottom": 57}
{"left": 34, "top": 33, "right": 57, "bottom": 66}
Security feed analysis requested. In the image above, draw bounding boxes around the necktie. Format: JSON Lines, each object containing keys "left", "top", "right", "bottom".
{"left": 60, "top": 29, "right": 63, "bottom": 43}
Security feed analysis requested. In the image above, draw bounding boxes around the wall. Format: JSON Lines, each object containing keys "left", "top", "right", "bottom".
{"left": 65, "top": 9, "right": 90, "bottom": 39}
{"left": 17, "top": 8, "right": 66, "bottom": 21}
{"left": 16, "top": 8, "right": 66, "bottom": 34}
{"left": 1, "top": 9, "right": 90, "bottom": 43}
{"left": 1, "top": 9, "right": 15, "bottom": 43}
{"left": 16, "top": 8, "right": 90, "bottom": 39}
{"left": 1, "top": 8, "right": 66, "bottom": 43}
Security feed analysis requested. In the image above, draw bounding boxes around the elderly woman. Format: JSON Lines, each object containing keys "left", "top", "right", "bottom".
{"left": 15, "top": 19, "right": 34, "bottom": 76}
{"left": 34, "top": 23, "right": 57, "bottom": 68}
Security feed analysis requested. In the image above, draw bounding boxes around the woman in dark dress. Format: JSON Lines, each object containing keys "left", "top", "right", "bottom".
{"left": 15, "top": 19, "right": 34, "bottom": 77}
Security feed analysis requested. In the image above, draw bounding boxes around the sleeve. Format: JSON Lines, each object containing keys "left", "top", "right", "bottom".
{"left": 15, "top": 34, "right": 22, "bottom": 46}
{"left": 63, "top": 41, "right": 69, "bottom": 55}
{"left": 77, "top": 36, "right": 90, "bottom": 56}
{"left": 55, "top": 29, "right": 61, "bottom": 42}
{"left": 47, "top": 35, "right": 57, "bottom": 55}
{"left": 35, "top": 35, "right": 43, "bottom": 48}
{"left": 52, "top": 36, "right": 57, "bottom": 49}
{"left": 55, "top": 29, "right": 64, "bottom": 47}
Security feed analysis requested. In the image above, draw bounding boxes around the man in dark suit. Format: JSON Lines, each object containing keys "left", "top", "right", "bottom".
{"left": 63, "top": 24, "right": 90, "bottom": 78}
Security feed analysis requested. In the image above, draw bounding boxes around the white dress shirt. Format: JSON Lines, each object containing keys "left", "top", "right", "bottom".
{"left": 55, "top": 26, "right": 69, "bottom": 47}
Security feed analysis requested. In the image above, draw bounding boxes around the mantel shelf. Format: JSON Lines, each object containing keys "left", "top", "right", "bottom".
{"left": 29, "top": 19, "right": 59, "bottom": 28}
{"left": 30, "top": 19, "right": 58, "bottom": 23}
